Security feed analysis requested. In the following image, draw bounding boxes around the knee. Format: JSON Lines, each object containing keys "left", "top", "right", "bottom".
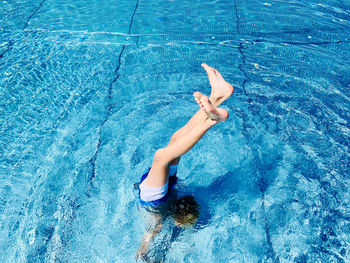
{"left": 154, "top": 148, "right": 171, "bottom": 164}
{"left": 170, "top": 132, "right": 179, "bottom": 144}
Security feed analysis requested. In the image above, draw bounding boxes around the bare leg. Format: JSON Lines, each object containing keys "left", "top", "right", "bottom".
{"left": 169, "top": 63, "right": 233, "bottom": 165}
{"left": 136, "top": 87, "right": 231, "bottom": 259}
{"left": 169, "top": 64, "right": 233, "bottom": 140}
{"left": 136, "top": 215, "right": 162, "bottom": 261}
{"left": 143, "top": 93, "right": 228, "bottom": 187}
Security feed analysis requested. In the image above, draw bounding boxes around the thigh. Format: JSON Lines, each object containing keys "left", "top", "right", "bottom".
{"left": 143, "top": 158, "right": 170, "bottom": 187}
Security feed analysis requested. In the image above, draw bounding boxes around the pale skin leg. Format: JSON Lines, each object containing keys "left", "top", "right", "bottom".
{"left": 143, "top": 64, "right": 233, "bottom": 187}
{"left": 169, "top": 63, "right": 233, "bottom": 165}
{"left": 136, "top": 64, "right": 234, "bottom": 260}
{"left": 136, "top": 93, "right": 229, "bottom": 261}
{"left": 136, "top": 214, "right": 162, "bottom": 260}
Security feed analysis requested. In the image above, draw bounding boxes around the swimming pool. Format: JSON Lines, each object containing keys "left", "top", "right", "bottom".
{"left": 1, "top": 0, "right": 349, "bottom": 262}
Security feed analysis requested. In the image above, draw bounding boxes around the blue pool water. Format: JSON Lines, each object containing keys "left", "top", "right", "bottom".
{"left": 1, "top": 0, "right": 350, "bottom": 262}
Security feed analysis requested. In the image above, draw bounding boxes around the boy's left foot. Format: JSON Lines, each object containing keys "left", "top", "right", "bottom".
{"left": 194, "top": 92, "right": 228, "bottom": 122}
{"left": 201, "top": 63, "right": 234, "bottom": 107}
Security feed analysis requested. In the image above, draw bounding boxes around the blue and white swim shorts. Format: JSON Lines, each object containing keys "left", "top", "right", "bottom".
{"left": 138, "top": 165, "right": 178, "bottom": 207}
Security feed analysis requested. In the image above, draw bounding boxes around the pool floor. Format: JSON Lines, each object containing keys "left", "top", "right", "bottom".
{"left": 1, "top": 0, "right": 350, "bottom": 262}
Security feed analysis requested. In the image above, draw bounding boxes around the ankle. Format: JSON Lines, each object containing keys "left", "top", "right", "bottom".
{"left": 209, "top": 95, "right": 220, "bottom": 107}
{"left": 203, "top": 115, "right": 218, "bottom": 126}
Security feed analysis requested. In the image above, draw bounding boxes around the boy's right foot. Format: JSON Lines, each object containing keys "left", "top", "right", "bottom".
{"left": 194, "top": 92, "right": 228, "bottom": 122}
{"left": 201, "top": 63, "right": 234, "bottom": 107}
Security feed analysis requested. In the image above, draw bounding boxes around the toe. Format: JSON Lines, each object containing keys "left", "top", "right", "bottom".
{"left": 209, "top": 66, "right": 218, "bottom": 74}
{"left": 193, "top": 91, "right": 203, "bottom": 99}
{"left": 200, "top": 95, "right": 210, "bottom": 104}
{"left": 200, "top": 96, "right": 213, "bottom": 111}
{"left": 201, "top": 63, "right": 215, "bottom": 74}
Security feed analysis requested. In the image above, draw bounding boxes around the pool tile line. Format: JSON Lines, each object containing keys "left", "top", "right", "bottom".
{"left": 22, "top": 0, "right": 48, "bottom": 31}
{"left": 88, "top": 0, "right": 140, "bottom": 185}
{"left": 261, "top": 197, "right": 279, "bottom": 262}
{"left": 1, "top": 0, "right": 52, "bottom": 245}
{"left": 233, "top": 0, "right": 253, "bottom": 104}
{"left": 0, "top": 41, "right": 14, "bottom": 59}
{"left": 252, "top": 147, "right": 280, "bottom": 262}
{"left": 0, "top": 0, "right": 47, "bottom": 60}
{"left": 252, "top": 38, "right": 350, "bottom": 46}
{"left": 19, "top": 27, "right": 350, "bottom": 45}
{"left": 234, "top": 1, "right": 280, "bottom": 261}
{"left": 128, "top": 0, "right": 140, "bottom": 35}
{"left": 87, "top": 45, "right": 126, "bottom": 186}
{"left": 237, "top": 43, "right": 253, "bottom": 104}
{"left": 9, "top": 27, "right": 349, "bottom": 51}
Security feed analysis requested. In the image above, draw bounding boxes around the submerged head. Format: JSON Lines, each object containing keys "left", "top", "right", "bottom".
{"left": 172, "top": 195, "right": 200, "bottom": 227}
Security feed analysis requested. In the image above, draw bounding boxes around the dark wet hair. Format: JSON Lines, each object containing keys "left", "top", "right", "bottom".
{"left": 172, "top": 195, "right": 200, "bottom": 227}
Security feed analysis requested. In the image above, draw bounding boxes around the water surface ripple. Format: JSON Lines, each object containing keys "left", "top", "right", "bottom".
{"left": 0, "top": 0, "right": 349, "bottom": 262}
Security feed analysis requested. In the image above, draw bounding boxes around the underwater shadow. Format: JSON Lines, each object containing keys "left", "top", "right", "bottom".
{"left": 190, "top": 170, "right": 242, "bottom": 229}
{"left": 141, "top": 171, "right": 241, "bottom": 263}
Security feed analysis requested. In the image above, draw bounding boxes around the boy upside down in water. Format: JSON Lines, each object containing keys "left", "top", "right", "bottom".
{"left": 137, "top": 63, "right": 234, "bottom": 260}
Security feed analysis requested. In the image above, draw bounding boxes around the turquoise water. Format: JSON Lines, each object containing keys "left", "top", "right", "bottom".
{"left": 1, "top": 0, "right": 350, "bottom": 262}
